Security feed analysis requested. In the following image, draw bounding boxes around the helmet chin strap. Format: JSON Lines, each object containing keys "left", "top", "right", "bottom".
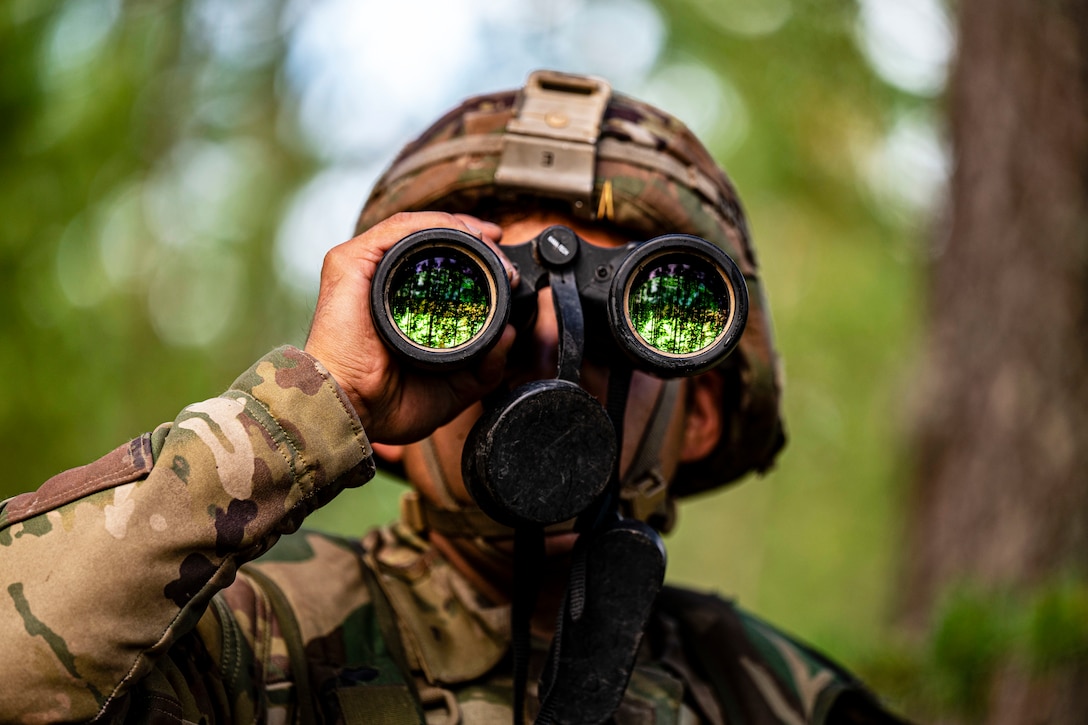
{"left": 419, "top": 436, "right": 459, "bottom": 509}
{"left": 618, "top": 378, "right": 683, "bottom": 532}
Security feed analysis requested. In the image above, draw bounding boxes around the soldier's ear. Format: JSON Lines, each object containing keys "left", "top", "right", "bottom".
{"left": 372, "top": 442, "right": 405, "bottom": 463}
{"left": 679, "top": 370, "right": 723, "bottom": 464}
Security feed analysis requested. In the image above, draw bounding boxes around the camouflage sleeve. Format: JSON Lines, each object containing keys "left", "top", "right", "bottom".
{"left": 0, "top": 346, "right": 375, "bottom": 723}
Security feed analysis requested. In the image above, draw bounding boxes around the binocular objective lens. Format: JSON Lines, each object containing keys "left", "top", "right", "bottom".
{"left": 387, "top": 248, "right": 493, "bottom": 350}
{"left": 626, "top": 255, "right": 731, "bottom": 356}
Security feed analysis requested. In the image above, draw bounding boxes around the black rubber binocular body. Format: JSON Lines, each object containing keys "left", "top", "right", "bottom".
{"left": 370, "top": 225, "right": 749, "bottom": 378}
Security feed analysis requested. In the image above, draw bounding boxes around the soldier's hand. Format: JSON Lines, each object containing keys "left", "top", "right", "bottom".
{"left": 305, "top": 211, "right": 517, "bottom": 444}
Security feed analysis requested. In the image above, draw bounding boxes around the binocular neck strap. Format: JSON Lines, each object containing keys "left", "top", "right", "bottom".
{"left": 549, "top": 265, "right": 584, "bottom": 384}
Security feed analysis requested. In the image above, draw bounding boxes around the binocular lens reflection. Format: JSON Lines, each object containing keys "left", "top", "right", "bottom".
{"left": 626, "top": 255, "right": 730, "bottom": 356}
{"left": 388, "top": 248, "right": 493, "bottom": 350}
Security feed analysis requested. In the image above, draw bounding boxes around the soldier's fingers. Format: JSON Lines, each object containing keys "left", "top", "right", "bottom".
{"left": 452, "top": 214, "right": 503, "bottom": 242}
{"left": 450, "top": 214, "right": 519, "bottom": 288}
{"left": 329, "top": 211, "right": 486, "bottom": 268}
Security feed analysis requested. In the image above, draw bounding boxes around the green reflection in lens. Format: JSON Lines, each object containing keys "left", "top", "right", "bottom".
{"left": 388, "top": 249, "right": 491, "bottom": 349}
{"left": 627, "top": 255, "right": 729, "bottom": 356}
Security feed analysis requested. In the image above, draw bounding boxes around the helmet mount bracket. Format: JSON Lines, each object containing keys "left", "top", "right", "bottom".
{"left": 495, "top": 71, "right": 612, "bottom": 219}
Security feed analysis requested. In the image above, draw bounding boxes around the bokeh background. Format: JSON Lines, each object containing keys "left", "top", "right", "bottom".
{"left": 2, "top": 0, "right": 954, "bottom": 717}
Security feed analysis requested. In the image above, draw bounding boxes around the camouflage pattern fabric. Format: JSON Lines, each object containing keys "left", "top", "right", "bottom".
{"left": 0, "top": 346, "right": 374, "bottom": 723}
{"left": 0, "top": 347, "right": 898, "bottom": 724}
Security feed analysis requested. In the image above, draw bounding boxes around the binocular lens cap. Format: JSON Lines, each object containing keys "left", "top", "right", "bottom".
{"left": 463, "top": 380, "right": 617, "bottom": 528}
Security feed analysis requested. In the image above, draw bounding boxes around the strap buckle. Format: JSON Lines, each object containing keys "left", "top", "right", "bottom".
{"left": 400, "top": 490, "right": 428, "bottom": 534}
{"left": 619, "top": 470, "right": 673, "bottom": 528}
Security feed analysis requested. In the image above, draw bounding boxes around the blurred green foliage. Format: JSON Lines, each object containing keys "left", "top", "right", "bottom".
{"left": 864, "top": 578, "right": 1088, "bottom": 720}
{"left": 0, "top": 0, "right": 933, "bottom": 697}
{"left": 1, "top": 0, "right": 314, "bottom": 492}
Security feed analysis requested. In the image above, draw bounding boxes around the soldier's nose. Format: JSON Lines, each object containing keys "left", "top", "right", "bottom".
{"left": 505, "top": 288, "right": 561, "bottom": 388}
{"left": 525, "top": 289, "right": 561, "bottom": 378}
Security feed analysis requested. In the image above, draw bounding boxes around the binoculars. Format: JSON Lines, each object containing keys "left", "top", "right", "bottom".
{"left": 371, "top": 225, "right": 748, "bottom": 377}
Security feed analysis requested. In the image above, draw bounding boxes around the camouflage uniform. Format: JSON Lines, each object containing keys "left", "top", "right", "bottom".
{"left": 1, "top": 347, "right": 900, "bottom": 724}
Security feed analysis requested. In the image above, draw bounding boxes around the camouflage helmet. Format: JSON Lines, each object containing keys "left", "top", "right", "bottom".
{"left": 357, "top": 70, "right": 785, "bottom": 497}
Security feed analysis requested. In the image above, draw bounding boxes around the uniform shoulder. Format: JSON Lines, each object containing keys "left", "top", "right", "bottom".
{"left": 655, "top": 585, "right": 911, "bottom": 725}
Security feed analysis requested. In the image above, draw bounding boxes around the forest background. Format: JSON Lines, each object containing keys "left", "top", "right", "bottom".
{"left": 4, "top": 0, "right": 1058, "bottom": 721}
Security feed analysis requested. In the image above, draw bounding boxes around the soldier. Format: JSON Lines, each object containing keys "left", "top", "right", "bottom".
{"left": 0, "top": 71, "right": 906, "bottom": 724}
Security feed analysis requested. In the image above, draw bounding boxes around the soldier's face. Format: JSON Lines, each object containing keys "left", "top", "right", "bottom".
{"left": 374, "top": 212, "right": 723, "bottom": 519}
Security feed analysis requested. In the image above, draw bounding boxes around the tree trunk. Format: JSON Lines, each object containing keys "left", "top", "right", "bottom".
{"left": 906, "top": 0, "right": 1088, "bottom": 720}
